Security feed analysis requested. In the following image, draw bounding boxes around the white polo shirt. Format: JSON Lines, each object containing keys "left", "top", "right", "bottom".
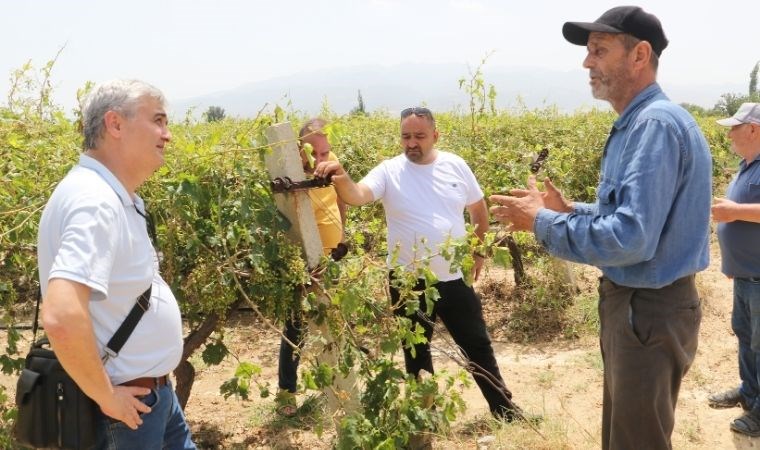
{"left": 360, "top": 151, "right": 484, "bottom": 281}
{"left": 37, "top": 155, "right": 183, "bottom": 385}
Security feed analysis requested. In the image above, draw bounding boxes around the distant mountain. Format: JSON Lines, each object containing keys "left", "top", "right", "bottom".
{"left": 171, "top": 63, "right": 744, "bottom": 118}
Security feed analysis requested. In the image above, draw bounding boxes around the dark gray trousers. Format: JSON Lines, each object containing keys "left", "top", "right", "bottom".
{"left": 598, "top": 275, "right": 701, "bottom": 450}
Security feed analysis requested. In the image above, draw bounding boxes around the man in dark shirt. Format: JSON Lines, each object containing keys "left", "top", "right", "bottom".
{"left": 708, "top": 103, "right": 760, "bottom": 437}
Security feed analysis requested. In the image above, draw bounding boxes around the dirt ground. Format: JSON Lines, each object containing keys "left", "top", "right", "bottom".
{"left": 2, "top": 241, "right": 757, "bottom": 449}
{"left": 175, "top": 240, "right": 757, "bottom": 450}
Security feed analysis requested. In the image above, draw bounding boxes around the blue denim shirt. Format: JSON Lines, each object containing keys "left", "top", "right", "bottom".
{"left": 717, "top": 155, "right": 760, "bottom": 278}
{"left": 534, "top": 83, "right": 712, "bottom": 288}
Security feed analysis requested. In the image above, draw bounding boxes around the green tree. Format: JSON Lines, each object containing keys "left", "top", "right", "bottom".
{"left": 458, "top": 52, "right": 497, "bottom": 135}
{"left": 750, "top": 61, "right": 758, "bottom": 97}
{"left": 713, "top": 92, "right": 747, "bottom": 116}
{"left": 349, "top": 90, "right": 366, "bottom": 116}
{"left": 712, "top": 60, "right": 760, "bottom": 114}
{"left": 749, "top": 61, "right": 760, "bottom": 103}
{"left": 204, "top": 105, "right": 226, "bottom": 122}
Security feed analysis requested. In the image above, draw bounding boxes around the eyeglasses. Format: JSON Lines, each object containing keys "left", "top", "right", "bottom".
{"left": 400, "top": 107, "right": 434, "bottom": 120}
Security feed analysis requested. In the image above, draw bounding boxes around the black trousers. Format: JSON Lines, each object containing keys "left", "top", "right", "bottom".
{"left": 278, "top": 316, "right": 304, "bottom": 393}
{"left": 598, "top": 275, "right": 701, "bottom": 450}
{"left": 389, "top": 274, "right": 514, "bottom": 417}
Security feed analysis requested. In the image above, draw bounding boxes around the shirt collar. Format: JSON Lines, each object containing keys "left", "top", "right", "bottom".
{"left": 740, "top": 153, "right": 760, "bottom": 172}
{"left": 78, "top": 154, "right": 144, "bottom": 210}
{"left": 613, "top": 83, "right": 665, "bottom": 131}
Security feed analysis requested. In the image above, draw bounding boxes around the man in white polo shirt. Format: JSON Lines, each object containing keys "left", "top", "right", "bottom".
{"left": 38, "top": 79, "right": 195, "bottom": 449}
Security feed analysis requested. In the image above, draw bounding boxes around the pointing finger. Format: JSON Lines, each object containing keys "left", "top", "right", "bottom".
{"left": 489, "top": 194, "right": 510, "bottom": 205}
{"left": 527, "top": 175, "right": 537, "bottom": 190}
{"left": 509, "top": 188, "right": 531, "bottom": 197}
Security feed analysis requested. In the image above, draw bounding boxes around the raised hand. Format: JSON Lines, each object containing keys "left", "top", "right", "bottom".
{"left": 313, "top": 160, "right": 345, "bottom": 178}
{"left": 542, "top": 178, "right": 573, "bottom": 213}
{"left": 489, "top": 177, "right": 545, "bottom": 232}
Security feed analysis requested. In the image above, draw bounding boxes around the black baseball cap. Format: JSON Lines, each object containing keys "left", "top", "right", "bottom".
{"left": 562, "top": 6, "right": 668, "bottom": 56}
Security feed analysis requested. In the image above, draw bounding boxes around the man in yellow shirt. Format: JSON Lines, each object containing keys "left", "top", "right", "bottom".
{"left": 276, "top": 118, "right": 345, "bottom": 416}
{"left": 299, "top": 118, "right": 346, "bottom": 252}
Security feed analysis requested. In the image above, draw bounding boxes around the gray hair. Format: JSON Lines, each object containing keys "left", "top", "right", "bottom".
{"left": 619, "top": 34, "right": 659, "bottom": 72}
{"left": 82, "top": 79, "right": 166, "bottom": 150}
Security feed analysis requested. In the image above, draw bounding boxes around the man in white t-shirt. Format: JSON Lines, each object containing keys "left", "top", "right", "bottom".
{"left": 38, "top": 79, "right": 195, "bottom": 448}
{"left": 313, "top": 107, "right": 523, "bottom": 420}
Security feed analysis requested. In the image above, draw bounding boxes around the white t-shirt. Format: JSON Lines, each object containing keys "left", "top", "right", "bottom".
{"left": 37, "top": 155, "right": 183, "bottom": 385}
{"left": 360, "top": 151, "right": 484, "bottom": 281}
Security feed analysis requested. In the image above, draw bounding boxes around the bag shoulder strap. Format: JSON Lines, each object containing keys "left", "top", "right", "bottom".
{"left": 31, "top": 287, "right": 42, "bottom": 343}
{"left": 32, "top": 202, "right": 159, "bottom": 362}
{"left": 102, "top": 202, "right": 158, "bottom": 362}
{"left": 30, "top": 283, "right": 151, "bottom": 362}
{"left": 101, "top": 285, "right": 151, "bottom": 363}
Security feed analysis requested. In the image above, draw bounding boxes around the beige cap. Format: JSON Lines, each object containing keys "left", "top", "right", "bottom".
{"left": 717, "top": 103, "right": 760, "bottom": 127}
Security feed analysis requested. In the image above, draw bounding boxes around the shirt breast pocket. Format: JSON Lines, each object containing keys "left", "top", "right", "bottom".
{"left": 748, "top": 183, "right": 760, "bottom": 199}
{"left": 597, "top": 181, "right": 617, "bottom": 215}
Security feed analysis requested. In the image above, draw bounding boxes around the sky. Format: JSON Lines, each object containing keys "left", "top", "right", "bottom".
{"left": 2, "top": 0, "right": 759, "bottom": 112}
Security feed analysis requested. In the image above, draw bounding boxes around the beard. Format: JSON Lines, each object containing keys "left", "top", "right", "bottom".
{"left": 589, "top": 61, "right": 634, "bottom": 102}
{"left": 404, "top": 147, "right": 424, "bottom": 163}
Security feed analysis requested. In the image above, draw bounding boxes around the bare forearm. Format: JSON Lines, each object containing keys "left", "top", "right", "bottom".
{"left": 51, "top": 325, "right": 114, "bottom": 404}
{"left": 732, "top": 203, "right": 760, "bottom": 223}
{"left": 473, "top": 217, "right": 488, "bottom": 242}
{"left": 468, "top": 199, "right": 489, "bottom": 242}
{"left": 41, "top": 278, "right": 151, "bottom": 428}
{"left": 713, "top": 199, "right": 760, "bottom": 223}
{"left": 332, "top": 174, "right": 373, "bottom": 206}
{"left": 315, "top": 160, "right": 373, "bottom": 206}
{"left": 42, "top": 279, "right": 114, "bottom": 405}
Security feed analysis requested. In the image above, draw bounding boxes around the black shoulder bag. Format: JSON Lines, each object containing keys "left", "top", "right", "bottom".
{"left": 13, "top": 286, "right": 152, "bottom": 450}
{"left": 14, "top": 204, "right": 159, "bottom": 450}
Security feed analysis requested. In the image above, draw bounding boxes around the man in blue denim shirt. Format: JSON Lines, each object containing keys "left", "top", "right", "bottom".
{"left": 490, "top": 6, "right": 711, "bottom": 450}
{"left": 707, "top": 103, "right": 760, "bottom": 437}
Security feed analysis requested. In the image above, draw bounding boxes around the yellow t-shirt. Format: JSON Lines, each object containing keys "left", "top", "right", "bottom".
{"left": 310, "top": 152, "right": 342, "bottom": 253}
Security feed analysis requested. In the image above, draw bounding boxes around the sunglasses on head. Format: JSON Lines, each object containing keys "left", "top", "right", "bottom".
{"left": 400, "top": 107, "right": 433, "bottom": 119}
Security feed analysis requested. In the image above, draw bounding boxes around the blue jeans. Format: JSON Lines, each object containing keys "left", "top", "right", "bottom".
{"left": 732, "top": 277, "right": 760, "bottom": 413}
{"left": 95, "top": 384, "right": 196, "bottom": 450}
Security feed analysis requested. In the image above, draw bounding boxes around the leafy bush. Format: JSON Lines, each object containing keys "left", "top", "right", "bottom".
{"left": 0, "top": 60, "right": 735, "bottom": 446}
